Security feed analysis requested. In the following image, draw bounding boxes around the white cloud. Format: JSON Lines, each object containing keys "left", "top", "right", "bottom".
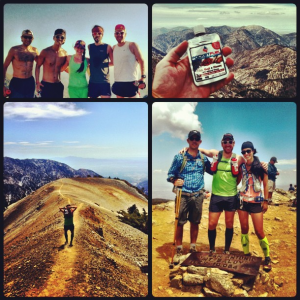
{"left": 277, "top": 159, "right": 296, "bottom": 165}
{"left": 152, "top": 102, "right": 202, "bottom": 140}
{"left": 4, "top": 102, "right": 90, "bottom": 120}
{"left": 63, "top": 141, "right": 80, "bottom": 144}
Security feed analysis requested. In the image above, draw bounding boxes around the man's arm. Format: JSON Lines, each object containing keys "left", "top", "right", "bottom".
{"left": 61, "top": 55, "right": 70, "bottom": 73}
{"left": 3, "top": 48, "right": 14, "bottom": 96}
{"left": 107, "top": 44, "right": 113, "bottom": 66}
{"left": 35, "top": 49, "right": 46, "bottom": 92}
{"left": 71, "top": 206, "right": 77, "bottom": 212}
{"left": 129, "top": 42, "right": 145, "bottom": 81}
{"left": 199, "top": 148, "right": 218, "bottom": 158}
{"left": 167, "top": 154, "right": 182, "bottom": 183}
{"left": 268, "top": 164, "right": 278, "bottom": 177}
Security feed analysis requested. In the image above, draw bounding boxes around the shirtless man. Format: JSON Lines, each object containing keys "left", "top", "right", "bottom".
{"left": 112, "top": 24, "right": 146, "bottom": 98}
{"left": 35, "top": 29, "right": 67, "bottom": 98}
{"left": 88, "top": 25, "right": 113, "bottom": 98}
{"left": 3, "top": 29, "right": 38, "bottom": 98}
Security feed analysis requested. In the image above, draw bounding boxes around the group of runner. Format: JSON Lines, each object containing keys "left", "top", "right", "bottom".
{"left": 168, "top": 131, "right": 275, "bottom": 271}
{"left": 3, "top": 25, "right": 146, "bottom": 98}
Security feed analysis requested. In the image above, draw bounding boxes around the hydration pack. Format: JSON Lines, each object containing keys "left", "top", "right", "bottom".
{"left": 240, "top": 163, "right": 262, "bottom": 193}
{"left": 211, "top": 151, "right": 238, "bottom": 177}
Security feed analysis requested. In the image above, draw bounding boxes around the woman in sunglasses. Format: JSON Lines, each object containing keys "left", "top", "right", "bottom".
{"left": 237, "top": 141, "right": 271, "bottom": 271}
{"left": 62, "top": 40, "right": 90, "bottom": 98}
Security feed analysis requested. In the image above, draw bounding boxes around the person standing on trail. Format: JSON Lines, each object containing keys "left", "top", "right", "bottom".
{"left": 268, "top": 157, "right": 279, "bottom": 203}
{"left": 237, "top": 141, "right": 271, "bottom": 271}
{"left": 59, "top": 204, "right": 77, "bottom": 246}
{"left": 167, "top": 130, "right": 213, "bottom": 264}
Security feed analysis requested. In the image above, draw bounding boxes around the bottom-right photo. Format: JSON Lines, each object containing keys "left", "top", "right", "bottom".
{"left": 152, "top": 102, "right": 296, "bottom": 297}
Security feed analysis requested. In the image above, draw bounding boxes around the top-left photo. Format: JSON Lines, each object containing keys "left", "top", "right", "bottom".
{"left": 3, "top": 3, "right": 148, "bottom": 99}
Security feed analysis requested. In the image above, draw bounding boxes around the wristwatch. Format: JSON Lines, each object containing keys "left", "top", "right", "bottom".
{"left": 141, "top": 75, "right": 146, "bottom": 78}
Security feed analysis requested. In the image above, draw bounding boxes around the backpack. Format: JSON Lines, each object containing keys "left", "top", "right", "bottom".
{"left": 179, "top": 150, "right": 206, "bottom": 174}
{"left": 212, "top": 150, "right": 237, "bottom": 177}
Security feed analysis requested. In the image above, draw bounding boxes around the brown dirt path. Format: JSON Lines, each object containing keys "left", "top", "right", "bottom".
{"left": 152, "top": 198, "right": 297, "bottom": 297}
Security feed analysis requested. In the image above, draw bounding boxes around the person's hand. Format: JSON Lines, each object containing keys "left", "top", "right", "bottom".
{"left": 174, "top": 179, "right": 184, "bottom": 187}
{"left": 3, "top": 86, "right": 8, "bottom": 97}
{"left": 36, "top": 82, "right": 44, "bottom": 93}
{"left": 276, "top": 172, "right": 279, "bottom": 175}
{"left": 152, "top": 40, "right": 234, "bottom": 98}
{"left": 261, "top": 162, "right": 268, "bottom": 172}
{"left": 179, "top": 147, "right": 188, "bottom": 154}
{"left": 262, "top": 201, "right": 268, "bottom": 213}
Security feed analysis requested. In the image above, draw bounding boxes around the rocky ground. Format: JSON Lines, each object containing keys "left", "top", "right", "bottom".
{"left": 152, "top": 189, "right": 296, "bottom": 297}
{"left": 4, "top": 178, "right": 148, "bottom": 297}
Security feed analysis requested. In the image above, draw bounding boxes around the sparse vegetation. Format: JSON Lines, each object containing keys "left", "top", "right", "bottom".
{"left": 117, "top": 204, "right": 148, "bottom": 234}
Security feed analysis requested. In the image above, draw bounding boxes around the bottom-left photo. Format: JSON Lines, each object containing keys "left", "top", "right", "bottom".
{"left": 3, "top": 102, "right": 148, "bottom": 297}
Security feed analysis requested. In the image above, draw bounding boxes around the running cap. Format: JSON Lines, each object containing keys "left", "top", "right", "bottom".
{"left": 188, "top": 130, "right": 201, "bottom": 139}
{"left": 54, "top": 29, "right": 66, "bottom": 36}
{"left": 75, "top": 40, "right": 86, "bottom": 49}
{"left": 222, "top": 133, "right": 234, "bottom": 141}
{"left": 115, "top": 24, "right": 126, "bottom": 32}
{"left": 22, "top": 29, "right": 34, "bottom": 36}
{"left": 241, "top": 141, "right": 254, "bottom": 150}
{"left": 270, "top": 156, "right": 278, "bottom": 163}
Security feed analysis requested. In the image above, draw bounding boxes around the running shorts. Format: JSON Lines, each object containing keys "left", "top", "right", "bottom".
{"left": 209, "top": 194, "right": 238, "bottom": 212}
{"left": 88, "top": 82, "right": 111, "bottom": 98}
{"left": 112, "top": 81, "right": 139, "bottom": 97}
{"left": 40, "top": 81, "right": 64, "bottom": 98}
{"left": 9, "top": 76, "right": 35, "bottom": 98}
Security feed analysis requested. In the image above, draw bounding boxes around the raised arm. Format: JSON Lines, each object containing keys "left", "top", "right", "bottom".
{"left": 199, "top": 148, "right": 218, "bottom": 158}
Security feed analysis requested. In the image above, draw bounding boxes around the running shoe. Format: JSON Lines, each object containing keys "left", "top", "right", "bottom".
{"left": 223, "top": 250, "right": 230, "bottom": 255}
{"left": 190, "top": 245, "right": 197, "bottom": 253}
{"left": 173, "top": 247, "right": 183, "bottom": 264}
{"left": 209, "top": 249, "right": 216, "bottom": 255}
{"left": 263, "top": 257, "right": 272, "bottom": 271}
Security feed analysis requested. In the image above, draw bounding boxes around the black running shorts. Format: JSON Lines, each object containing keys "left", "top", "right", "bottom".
{"left": 209, "top": 194, "right": 238, "bottom": 212}
{"left": 112, "top": 81, "right": 139, "bottom": 97}
{"left": 88, "top": 81, "right": 111, "bottom": 98}
{"left": 238, "top": 201, "right": 263, "bottom": 214}
{"left": 64, "top": 224, "right": 74, "bottom": 233}
{"left": 40, "top": 81, "right": 64, "bottom": 98}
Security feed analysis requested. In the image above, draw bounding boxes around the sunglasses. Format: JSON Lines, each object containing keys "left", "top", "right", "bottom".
{"left": 241, "top": 150, "right": 252, "bottom": 155}
{"left": 55, "top": 35, "right": 65, "bottom": 40}
{"left": 115, "top": 32, "right": 125, "bottom": 36}
{"left": 22, "top": 36, "right": 33, "bottom": 40}
{"left": 222, "top": 140, "right": 233, "bottom": 144}
{"left": 189, "top": 137, "right": 200, "bottom": 141}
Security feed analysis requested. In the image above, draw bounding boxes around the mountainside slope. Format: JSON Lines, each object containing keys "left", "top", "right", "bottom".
{"left": 4, "top": 157, "right": 101, "bottom": 206}
{"left": 4, "top": 178, "right": 148, "bottom": 297}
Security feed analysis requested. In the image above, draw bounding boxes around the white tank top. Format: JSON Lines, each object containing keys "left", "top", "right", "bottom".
{"left": 113, "top": 42, "right": 138, "bottom": 81}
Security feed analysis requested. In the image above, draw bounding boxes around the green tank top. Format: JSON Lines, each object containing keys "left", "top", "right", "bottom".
{"left": 212, "top": 156, "right": 237, "bottom": 196}
{"left": 69, "top": 55, "right": 88, "bottom": 88}
{"left": 63, "top": 208, "right": 74, "bottom": 226}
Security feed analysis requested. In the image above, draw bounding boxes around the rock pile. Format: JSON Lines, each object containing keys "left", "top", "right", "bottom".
{"left": 271, "top": 188, "right": 297, "bottom": 207}
{"left": 169, "top": 259, "right": 275, "bottom": 297}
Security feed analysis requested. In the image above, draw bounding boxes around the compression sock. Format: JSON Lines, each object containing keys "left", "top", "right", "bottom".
{"left": 241, "top": 233, "right": 249, "bottom": 254}
{"left": 259, "top": 236, "right": 270, "bottom": 257}
{"left": 208, "top": 229, "right": 216, "bottom": 250}
{"left": 225, "top": 228, "right": 233, "bottom": 251}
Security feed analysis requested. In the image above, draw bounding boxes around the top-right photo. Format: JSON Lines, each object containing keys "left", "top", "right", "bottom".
{"left": 152, "top": 3, "right": 296, "bottom": 98}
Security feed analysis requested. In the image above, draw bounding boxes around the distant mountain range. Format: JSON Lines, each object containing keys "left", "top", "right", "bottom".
{"left": 152, "top": 25, "right": 296, "bottom": 98}
{"left": 3, "top": 157, "right": 101, "bottom": 207}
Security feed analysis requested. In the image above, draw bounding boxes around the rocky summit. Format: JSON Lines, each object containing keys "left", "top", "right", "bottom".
{"left": 152, "top": 25, "right": 296, "bottom": 98}
{"left": 4, "top": 157, "right": 101, "bottom": 207}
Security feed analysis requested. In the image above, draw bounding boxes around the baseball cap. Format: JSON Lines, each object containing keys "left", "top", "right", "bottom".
{"left": 270, "top": 157, "right": 278, "bottom": 163}
{"left": 115, "top": 24, "right": 126, "bottom": 32}
{"left": 22, "top": 29, "right": 33, "bottom": 36}
{"left": 241, "top": 141, "right": 254, "bottom": 150}
{"left": 74, "top": 40, "right": 86, "bottom": 49}
{"left": 188, "top": 130, "right": 201, "bottom": 139}
{"left": 222, "top": 133, "right": 234, "bottom": 141}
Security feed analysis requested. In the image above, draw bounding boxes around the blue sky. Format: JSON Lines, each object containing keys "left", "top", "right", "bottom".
{"left": 4, "top": 102, "right": 148, "bottom": 161}
{"left": 152, "top": 102, "right": 296, "bottom": 200}
{"left": 153, "top": 3, "right": 296, "bottom": 34}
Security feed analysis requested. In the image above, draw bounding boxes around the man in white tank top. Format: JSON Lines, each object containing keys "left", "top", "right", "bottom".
{"left": 112, "top": 24, "right": 146, "bottom": 98}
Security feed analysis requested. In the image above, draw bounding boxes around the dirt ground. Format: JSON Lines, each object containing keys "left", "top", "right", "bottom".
{"left": 152, "top": 197, "right": 297, "bottom": 297}
{"left": 4, "top": 178, "right": 148, "bottom": 297}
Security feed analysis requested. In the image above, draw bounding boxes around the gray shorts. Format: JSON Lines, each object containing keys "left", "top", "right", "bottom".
{"left": 268, "top": 180, "right": 275, "bottom": 192}
{"left": 175, "top": 191, "right": 205, "bottom": 225}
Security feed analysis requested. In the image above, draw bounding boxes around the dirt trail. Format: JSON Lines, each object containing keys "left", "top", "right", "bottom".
{"left": 36, "top": 180, "right": 84, "bottom": 297}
